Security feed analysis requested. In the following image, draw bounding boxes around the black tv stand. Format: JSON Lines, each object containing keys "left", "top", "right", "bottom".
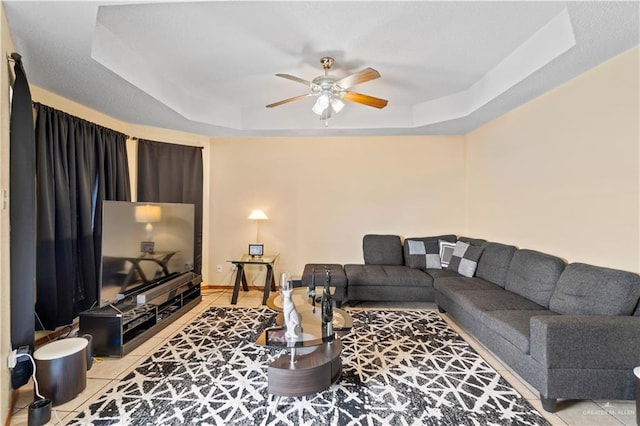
{"left": 106, "top": 303, "right": 124, "bottom": 315}
{"left": 79, "top": 272, "right": 201, "bottom": 357}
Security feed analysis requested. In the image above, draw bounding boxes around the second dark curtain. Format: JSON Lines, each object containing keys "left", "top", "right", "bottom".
{"left": 34, "top": 103, "right": 131, "bottom": 329}
{"left": 137, "top": 140, "right": 203, "bottom": 274}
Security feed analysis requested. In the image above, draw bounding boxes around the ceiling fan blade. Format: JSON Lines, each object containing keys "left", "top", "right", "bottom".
{"left": 343, "top": 91, "right": 388, "bottom": 109}
{"left": 266, "top": 94, "right": 310, "bottom": 108}
{"left": 336, "top": 68, "right": 381, "bottom": 89}
{"left": 275, "top": 73, "right": 312, "bottom": 86}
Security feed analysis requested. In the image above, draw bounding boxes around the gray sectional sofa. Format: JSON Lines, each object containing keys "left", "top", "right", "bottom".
{"left": 343, "top": 234, "right": 640, "bottom": 412}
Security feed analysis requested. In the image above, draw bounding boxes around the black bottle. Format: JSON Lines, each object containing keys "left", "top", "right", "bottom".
{"left": 308, "top": 268, "right": 316, "bottom": 312}
{"left": 321, "top": 268, "right": 333, "bottom": 336}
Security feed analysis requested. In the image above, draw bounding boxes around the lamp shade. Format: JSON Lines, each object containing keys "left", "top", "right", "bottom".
{"left": 135, "top": 205, "right": 162, "bottom": 223}
{"left": 312, "top": 94, "right": 330, "bottom": 115}
{"left": 330, "top": 96, "right": 345, "bottom": 113}
{"left": 248, "top": 209, "right": 268, "bottom": 220}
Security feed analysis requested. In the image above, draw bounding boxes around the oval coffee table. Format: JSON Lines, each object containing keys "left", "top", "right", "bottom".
{"left": 256, "top": 287, "right": 352, "bottom": 397}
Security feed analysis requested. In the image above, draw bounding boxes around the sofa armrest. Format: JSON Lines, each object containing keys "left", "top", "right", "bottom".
{"left": 530, "top": 315, "right": 640, "bottom": 369}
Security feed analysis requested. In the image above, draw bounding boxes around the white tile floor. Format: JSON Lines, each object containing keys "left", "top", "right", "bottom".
{"left": 9, "top": 288, "right": 638, "bottom": 425}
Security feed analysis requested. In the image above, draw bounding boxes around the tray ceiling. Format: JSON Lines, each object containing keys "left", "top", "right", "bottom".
{"left": 4, "top": 1, "right": 639, "bottom": 136}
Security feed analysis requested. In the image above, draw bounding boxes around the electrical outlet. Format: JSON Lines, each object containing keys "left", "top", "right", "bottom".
{"left": 7, "top": 350, "right": 17, "bottom": 369}
{"left": 216, "top": 265, "right": 222, "bottom": 273}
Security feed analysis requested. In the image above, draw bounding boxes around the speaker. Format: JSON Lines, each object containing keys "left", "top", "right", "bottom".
{"left": 11, "top": 357, "right": 33, "bottom": 389}
{"left": 81, "top": 334, "right": 94, "bottom": 370}
{"left": 27, "top": 399, "right": 51, "bottom": 426}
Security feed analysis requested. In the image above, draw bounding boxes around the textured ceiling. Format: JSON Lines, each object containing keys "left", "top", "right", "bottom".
{"left": 4, "top": 1, "right": 639, "bottom": 137}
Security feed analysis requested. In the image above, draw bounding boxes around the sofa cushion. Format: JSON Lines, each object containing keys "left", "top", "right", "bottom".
{"left": 403, "top": 235, "right": 456, "bottom": 270}
{"left": 344, "top": 264, "right": 433, "bottom": 288}
{"left": 363, "top": 234, "right": 404, "bottom": 265}
{"left": 549, "top": 263, "right": 640, "bottom": 316}
{"left": 446, "top": 241, "right": 484, "bottom": 277}
{"left": 425, "top": 269, "right": 461, "bottom": 280}
{"left": 449, "top": 289, "right": 547, "bottom": 316}
{"left": 505, "top": 249, "right": 566, "bottom": 308}
{"left": 482, "top": 310, "right": 559, "bottom": 354}
{"left": 434, "top": 276, "right": 503, "bottom": 294}
{"left": 458, "top": 236, "right": 487, "bottom": 246}
{"left": 475, "top": 242, "right": 517, "bottom": 288}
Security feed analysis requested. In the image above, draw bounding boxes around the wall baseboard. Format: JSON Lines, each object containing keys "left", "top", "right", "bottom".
{"left": 202, "top": 284, "right": 264, "bottom": 291}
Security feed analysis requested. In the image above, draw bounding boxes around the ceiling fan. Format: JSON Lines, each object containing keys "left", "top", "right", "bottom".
{"left": 266, "top": 57, "right": 388, "bottom": 120}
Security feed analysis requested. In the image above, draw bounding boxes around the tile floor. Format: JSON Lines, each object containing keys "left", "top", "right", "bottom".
{"left": 9, "top": 288, "right": 638, "bottom": 426}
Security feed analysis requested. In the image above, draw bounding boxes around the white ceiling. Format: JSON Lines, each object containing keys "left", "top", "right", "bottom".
{"left": 4, "top": 1, "right": 639, "bottom": 137}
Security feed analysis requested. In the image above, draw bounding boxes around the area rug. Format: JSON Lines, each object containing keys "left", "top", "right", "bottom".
{"left": 68, "top": 307, "right": 550, "bottom": 425}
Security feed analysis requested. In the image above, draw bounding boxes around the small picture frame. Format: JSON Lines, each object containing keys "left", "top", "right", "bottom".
{"left": 140, "top": 241, "right": 155, "bottom": 254}
{"left": 249, "top": 243, "right": 264, "bottom": 257}
{"left": 265, "top": 327, "right": 286, "bottom": 345}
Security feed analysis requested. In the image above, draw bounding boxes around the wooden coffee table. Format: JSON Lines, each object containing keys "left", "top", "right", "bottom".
{"left": 256, "top": 287, "right": 352, "bottom": 397}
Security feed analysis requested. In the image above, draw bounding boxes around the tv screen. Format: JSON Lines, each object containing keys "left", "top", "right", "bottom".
{"left": 99, "top": 201, "right": 195, "bottom": 307}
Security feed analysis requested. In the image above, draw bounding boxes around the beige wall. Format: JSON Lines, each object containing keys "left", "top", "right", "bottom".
{"left": 209, "top": 135, "right": 466, "bottom": 283}
{"left": 1, "top": 2, "right": 12, "bottom": 422}
{"left": 466, "top": 46, "right": 640, "bottom": 273}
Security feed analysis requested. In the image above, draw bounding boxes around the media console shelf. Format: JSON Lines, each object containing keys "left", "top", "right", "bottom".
{"left": 79, "top": 272, "right": 202, "bottom": 357}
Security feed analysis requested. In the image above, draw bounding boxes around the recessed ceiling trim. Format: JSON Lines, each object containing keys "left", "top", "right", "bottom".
{"left": 91, "top": 8, "right": 241, "bottom": 129}
{"left": 413, "top": 8, "right": 576, "bottom": 127}
{"left": 92, "top": 5, "right": 575, "bottom": 132}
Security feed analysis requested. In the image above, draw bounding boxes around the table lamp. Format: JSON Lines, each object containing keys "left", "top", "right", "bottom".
{"left": 135, "top": 204, "right": 162, "bottom": 241}
{"left": 248, "top": 209, "right": 268, "bottom": 243}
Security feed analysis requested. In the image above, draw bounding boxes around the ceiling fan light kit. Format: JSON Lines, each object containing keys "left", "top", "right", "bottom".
{"left": 312, "top": 93, "right": 330, "bottom": 115}
{"left": 330, "top": 96, "right": 344, "bottom": 113}
{"left": 266, "top": 56, "right": 388, "bottom": 121}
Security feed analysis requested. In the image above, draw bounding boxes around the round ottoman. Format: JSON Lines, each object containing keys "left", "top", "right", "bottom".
{"left": 301, "top": 264, "right": 347, "bottom": 307}
{"left": 34, "top": 338, "right": 87, "bottom": 406}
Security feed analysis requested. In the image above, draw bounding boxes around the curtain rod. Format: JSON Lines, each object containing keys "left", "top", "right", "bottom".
{"left": 6, "top": 52, "right": 21, "bottom": 63}
{"left": 136, "top": 138, "right": 204, "bottom": 150}
{"left": 32, "top": 102, "right": 129, "bottom": 139}
{"left": 30, "top": 103, "right": 200, "bottom": 148}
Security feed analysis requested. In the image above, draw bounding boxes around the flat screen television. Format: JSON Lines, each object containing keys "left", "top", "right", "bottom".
{"left": 99, "top": 201, "right": 195, "bottom": 307}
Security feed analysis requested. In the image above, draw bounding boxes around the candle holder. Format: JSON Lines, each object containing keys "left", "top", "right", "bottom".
{"left": 308, "top": 268, "right": 317, "bottom": 313}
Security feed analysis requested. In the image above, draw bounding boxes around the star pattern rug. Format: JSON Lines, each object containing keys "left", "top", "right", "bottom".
{"left": 68, "top": 307, "right": 550, "bottom": 425}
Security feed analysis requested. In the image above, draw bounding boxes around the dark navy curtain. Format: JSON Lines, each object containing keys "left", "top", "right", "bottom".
{"left": 34, "top": 103, "right": 131, "bottom": 329}
{"left": 9, "top": 53, "right": 36, "bottom": 388}
{"left": 137, "top": 140, "right": 203, "bottom": 274}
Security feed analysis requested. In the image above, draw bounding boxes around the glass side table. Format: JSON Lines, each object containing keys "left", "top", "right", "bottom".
{"left": 228, "top": 254, "right": 279, "bottom": 305}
